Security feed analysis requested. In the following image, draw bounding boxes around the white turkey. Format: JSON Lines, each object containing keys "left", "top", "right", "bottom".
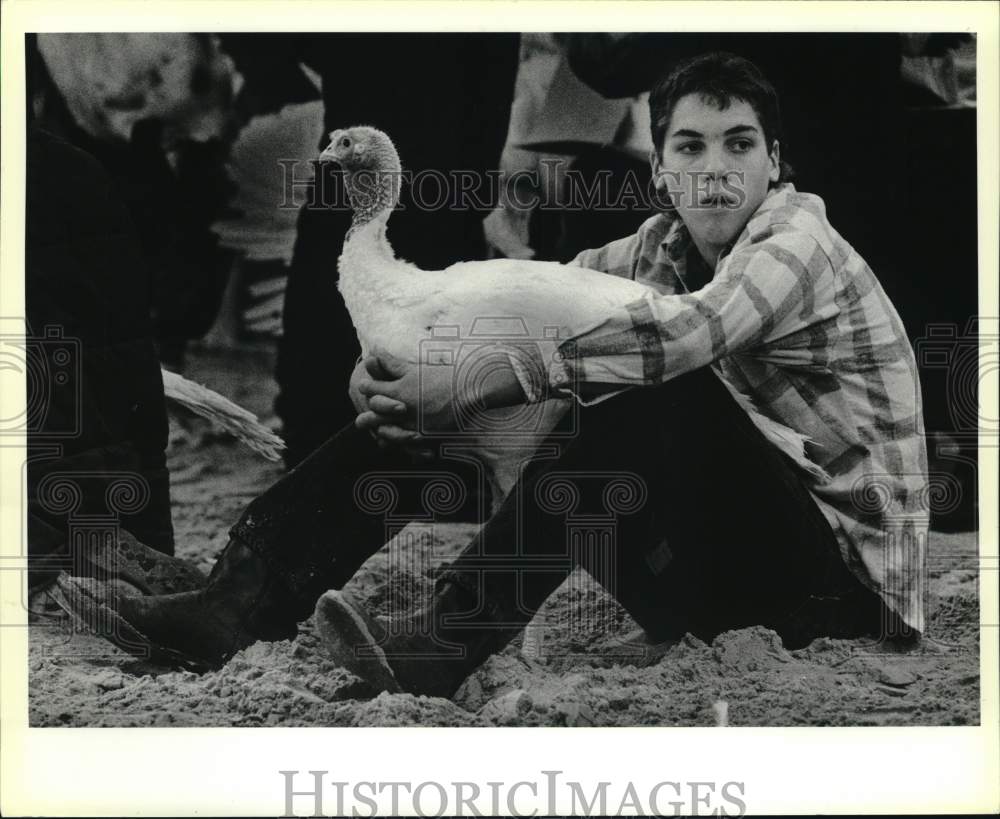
{"left": 322, "top": 125, "right": 823, "bottom": 511}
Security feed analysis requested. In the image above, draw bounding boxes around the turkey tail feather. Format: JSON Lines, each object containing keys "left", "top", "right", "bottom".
{"left": 160, "top": 369, "right": 285, "bottom": 462}
{"left": 718, "top": 376, "right": 830, "bottom": 483}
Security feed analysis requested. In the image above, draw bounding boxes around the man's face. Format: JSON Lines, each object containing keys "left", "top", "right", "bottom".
{"left": 651, "top": 93, "right": 780, "bottom": 255}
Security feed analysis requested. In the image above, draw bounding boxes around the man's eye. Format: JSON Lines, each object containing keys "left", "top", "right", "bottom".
{"left": 676, "top": 143, "right": 702, "bottom": 155}
{"left": 729, "top": 139, "right": 753, "bottom": 153}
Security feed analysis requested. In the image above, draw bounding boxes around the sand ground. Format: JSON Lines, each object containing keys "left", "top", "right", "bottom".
{"left": 29, "top": 344, "right": 981, "bottom": 727}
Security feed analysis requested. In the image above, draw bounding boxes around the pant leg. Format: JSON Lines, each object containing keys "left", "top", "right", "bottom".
{"left": 229, "top": 421, "right": 486, "bottom": 623}
{"left": 26, "top": 127, "right": 176, "bottom": 579}
{"left": 274, "top": 199, "right": 359, "bottom": 468}
{"left": 615, "top": 368, "right": 883, "bottom": 645}
{"left": 435, "top": 367, "right": 883, "bottom": 656}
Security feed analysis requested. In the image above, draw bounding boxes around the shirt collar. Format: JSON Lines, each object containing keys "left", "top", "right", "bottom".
{"left": 657, "top": 182, "right": 797, "bottom": 273}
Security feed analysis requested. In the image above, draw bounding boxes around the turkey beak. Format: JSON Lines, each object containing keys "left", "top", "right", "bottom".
{"left": 319, "top": 130, "right": 344, "bottom": 164}
{"left": 319, "top": 142, "right": 341, "bottom": 165}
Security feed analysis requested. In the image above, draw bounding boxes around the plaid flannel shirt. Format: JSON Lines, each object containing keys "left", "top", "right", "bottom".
{"left": 549, "top": 183, "right": 929, "bottom": 631}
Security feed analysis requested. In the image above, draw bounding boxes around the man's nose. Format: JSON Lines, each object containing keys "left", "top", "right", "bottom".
{"left": 700, "top": 145, "right": 729, "bottom": 178}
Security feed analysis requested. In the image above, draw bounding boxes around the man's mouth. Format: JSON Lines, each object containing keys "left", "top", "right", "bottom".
{"left": 696, "top": 194, "right": 740, "bottom": 209}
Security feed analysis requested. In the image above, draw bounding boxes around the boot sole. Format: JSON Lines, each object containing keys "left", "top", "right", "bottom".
{"left": 314, "top": 591, "right": 402, "bottom": 694}
{"left": 51, "top": 573, "right": 218, "bottom": 673}
{"left": 80, "top": 534, "right": 207, "bottom": 596}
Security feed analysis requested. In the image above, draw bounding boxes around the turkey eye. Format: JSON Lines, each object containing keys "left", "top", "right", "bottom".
{"left": 340, "top": 137, "right": 351, "bottom": 148}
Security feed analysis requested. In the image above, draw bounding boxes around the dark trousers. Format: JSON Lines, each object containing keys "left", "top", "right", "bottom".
{"left": 233, "top": 368, "right": 885, "bottom": 652}
{"left": 26, "top": 126, "right": 175, "bottom": 591}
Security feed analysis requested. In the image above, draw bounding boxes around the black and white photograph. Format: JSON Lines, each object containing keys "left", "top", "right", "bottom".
{"left": 2, "top": 1, "right": 998, "bottom": 815}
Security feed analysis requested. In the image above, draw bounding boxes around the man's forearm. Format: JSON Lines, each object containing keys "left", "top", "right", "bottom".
{"left": 473, "top": 358, "right": 529, "bottom": 411}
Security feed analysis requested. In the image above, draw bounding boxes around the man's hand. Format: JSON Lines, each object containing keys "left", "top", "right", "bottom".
{"left": 348, "top": 357, "right": 375, "bottom": 415}
{"left": 355, "top": 348, "right": 528, "bottom": 447}
{"left": 351, "top": 354, "right": 426, "bottom": 455}
{"left": 355, "top": 350, "right": 457, "bottom": 439}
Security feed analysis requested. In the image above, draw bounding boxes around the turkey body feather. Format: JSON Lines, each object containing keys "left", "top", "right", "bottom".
{"left": 160, "top": 368, "right": 285, "bottom": 461}
{"left": 339, "top": 218, "right": 651, "bottom": 364}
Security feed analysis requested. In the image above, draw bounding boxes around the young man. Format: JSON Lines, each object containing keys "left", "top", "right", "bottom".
{"left": 65, "top": 53, "right": 927, "bottom": 698}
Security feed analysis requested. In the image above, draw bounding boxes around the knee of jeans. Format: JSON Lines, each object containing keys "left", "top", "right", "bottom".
{"left": 656, "top": 367, "right": 728, "bottom": 405}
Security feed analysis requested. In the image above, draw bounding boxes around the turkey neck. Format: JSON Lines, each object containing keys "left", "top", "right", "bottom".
{"left": 344, "top": 158, "right": 401, "bottom": 238}
{"left": 338, "top": 159, "right": 414, "bottom": 331}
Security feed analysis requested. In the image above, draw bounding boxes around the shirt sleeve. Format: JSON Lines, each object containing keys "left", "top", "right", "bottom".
{"left": 570, "top": 231, "right": 644, "bottom": 278}
{"left": 508, "top": 230, "right": 646, "bottom": 404}
{"left": 551, "top": 223, "right": 837, "bottom": 396}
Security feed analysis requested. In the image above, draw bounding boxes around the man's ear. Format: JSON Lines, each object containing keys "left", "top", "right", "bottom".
{"left": 768, "top": 140, "right": 781, "bottom": 184}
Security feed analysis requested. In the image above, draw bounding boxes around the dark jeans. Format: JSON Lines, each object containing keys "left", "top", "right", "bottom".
{"left": 233, "top": 367, "right": 887, "bottom": 653}
{"left": 26, "top": 126, "right": 175, "bottom": 591}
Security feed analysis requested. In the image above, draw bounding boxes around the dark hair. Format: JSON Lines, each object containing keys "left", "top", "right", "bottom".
{"left": 649, "top": 52, "right": 793, "bottom": 182}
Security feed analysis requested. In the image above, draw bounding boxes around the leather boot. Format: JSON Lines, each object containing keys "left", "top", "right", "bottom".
{"left": 32, "top": 529, "right": 206, "bottom": 622}
{"left": 56, "top": 536, "right": 298, "bottom": 671}
{"left": 79, "top": 528, "right": 207, "bottom": 596}
{"left": 315, "top": 580, "right": 505, "bottom": 699}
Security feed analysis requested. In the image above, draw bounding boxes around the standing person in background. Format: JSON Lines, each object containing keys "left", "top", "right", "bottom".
{"left": 27, "top": 34, "right": 241, "bottom": 371}
{"left": 484, "top": 34, "right": 659, "bottom": 264}
{"left": 257, "top": 34, "right": 521, "bottom": 467}
{"left": 24, "top": 126, "right": 179, "bottom": 599}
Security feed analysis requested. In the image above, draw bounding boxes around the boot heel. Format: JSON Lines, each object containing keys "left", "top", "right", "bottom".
{"left": 314, "top": 591, "right": 402, "bottom": 694}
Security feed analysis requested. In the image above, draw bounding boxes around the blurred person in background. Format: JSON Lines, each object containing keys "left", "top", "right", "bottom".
{"left": 221, "top": 34, "right": 521, "bottom": 468}
{"left": 28, "top": 32, "right": 521, "bottom": 477}
{"left": 895, "top": 33, "right": 978, "bottom": 531}
{"left": 27, "top": 34, "right": 241, "bottom": 371}
{"left": 24, "top": 124, "right": 178, "bottom": 604}
{"left": 487, "top": 33, "right": 906, "bottom": 276}
{"left": 483, "top": 34, "right": 658, "bottom": 265}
